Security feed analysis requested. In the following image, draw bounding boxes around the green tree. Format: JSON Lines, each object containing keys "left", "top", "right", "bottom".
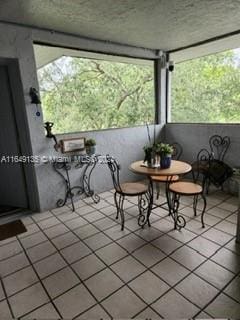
{"left": 38, "top": 57, "right": 154, "bottom": 133}
{"left": 171, "top": 50, "right": 240, "bottom": 123}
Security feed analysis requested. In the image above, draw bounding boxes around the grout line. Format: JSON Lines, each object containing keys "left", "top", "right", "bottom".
{"left": 1, "top": 189, "right": 239, "bottom": 319}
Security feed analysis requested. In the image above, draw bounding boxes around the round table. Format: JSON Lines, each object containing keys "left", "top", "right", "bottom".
{"left": 130, "top": 160, "right": 191, "bottom": 177}
{"left": 129, "top": 160, "right": 192, "bottom": 229}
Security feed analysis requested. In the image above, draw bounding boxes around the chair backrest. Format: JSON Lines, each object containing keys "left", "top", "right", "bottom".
{"left": 192, "top": 148, "right": 212, "bottom": 185}
{"left": 193, "top": 148, "right": 233, "bottom": 188}
{"left": 209, "top": 135, "right": 230, "bottom": 161}
{"left": 106, "top": 155, "right": 122, "bottom": 192}
{"left": 171, "top": 142, "right": 183, "bottom": 160}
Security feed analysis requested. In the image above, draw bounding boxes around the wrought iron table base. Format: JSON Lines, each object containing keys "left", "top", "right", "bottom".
{"left": 139, "top": 179, "right": 187, "bottom": 230}
{"left": 53, "top": 156, "right": 100, "bottom": 212}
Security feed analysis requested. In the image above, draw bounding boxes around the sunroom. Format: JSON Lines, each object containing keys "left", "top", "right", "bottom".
{"left": 0, "top": 1, "right": 240, "bottom": 319}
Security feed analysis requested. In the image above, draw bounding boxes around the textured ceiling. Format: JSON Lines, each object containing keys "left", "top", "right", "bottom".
{"left": 0, "top": 0, "right": 240, "bottom": 51}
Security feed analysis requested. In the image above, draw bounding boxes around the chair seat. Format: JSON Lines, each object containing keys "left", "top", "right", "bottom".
{"left": 169, "top": 181, "right": 202, "bottom": 195}
{"left": 151, "top": 175, "right": 179, "bottom": 182}
{"left": 117, "top": 182, "right": 148, "bottom": 195}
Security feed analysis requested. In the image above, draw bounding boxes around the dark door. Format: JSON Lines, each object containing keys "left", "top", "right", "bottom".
{"left": 0, "top": 65, "right": 28, "bottom": 208}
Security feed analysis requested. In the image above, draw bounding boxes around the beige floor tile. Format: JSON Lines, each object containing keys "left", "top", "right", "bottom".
{"left": 134, "top": 307, "right": 161, "bottom": 319}
{"left": 99, "top": 205, "right": 116, "bottom": 216}
{"left": 54, "top": 284, "right": 96, "bottom": 318}
{"left": 76, "top": 304, "right": 111, "bottom": 319}
{"left": 194, "top": 310, "right": 212, "bottom": 318}
{"left": 0, "top": 299, "right": 12, "bottom": 318}
{"left": 43, "top": 266, "right": 80, "bottom": 298}
{"left": 152, "top": 234, "right": 182, "bottom": 255}
{"left": 57, "top": 211, "right": 79, "bottom": 222}
{"left": 21, "top": 302, "right": 60, "bottom": 319}
{"left": 211, "top": 247, "right": 240, "bottom": 273}
{"left": 205, "top": 293, "right": 240, "bottom": 318}
{"left": 111, "top": 256, "right": 146, "bottom": 282}
{"left": 217, "top": 201, "right": 237, "bottom": 212}
{"left": 0, "top": 282, "right": 5, "bottom": 301}
{"left": 196, "top": 212, "right": 221, "bottom": 226}
{"left": 20, "top": 231, "right": 48, "bottom": 249}
{"left": 185, "top": 219, "right": 210, "bottom": 235}
{"left": 225, "top": 239, "right": 240, "bottom": 255}
{"left": 91, "top": 200, "right": 110, "bottom": 210}
{"left": 128, "top": 271, "right": 169, "bottom": 304}
{"left": 73, "top": 224, "right": 99, "bottom": 240}
{"left": 104, "top": 225, "right": 131, "bottom": 240}
{"left": 188, "top": 236, "right": 220, "bottom": 257}
{"left": 152, "top": 289, "right": 200, "bottom": 318}
{"left": 34, "top": 252, "right": 67, "bottom": 279}
{"left": 3, "top": 266, "right": 38, "bottom": 297}
{"left": 224, "top": 275, "right": 240, "bottom": 303}
{"left": 226, "top": 212, "right": 238, "bottom": 224}
{"left": 85, "top": 268, "right": 123, "bottom": 301}
{"left": 65, "top": 216, "right": 88, "bottom": 230}
{"left": 51, "top": 231, "right": 79, "bottom": 249}
{"left": 152, "top": 257, "right": 190, "bottom": 286}
{"left": 134, "top": 226, "right": 163, "bottom": 241}
{"left": 132, "top": 243, "right": 166, "bottom": 267}
{"left": 37, "top": 216, "right": 60, "bottom": 229}
{"left": 84, "top": 211, "right": 106, "bottom": 223}
{"left": 84, "top": 232, "right": 112, "bottom": 251}
{"left": 167, "top": 228, "right": 196, "bottom": 243}
{"left": 51, "top": 206, "right": 70, "bottom": 215}
{"left": 93, "top": 217, "right": 118, "bottom": 231}
{"left": 21, "top": 216, "right": 34, "bottom": 226}
{"left": 0, "top": 241, "right": 23, "bottom": 260}
{"left": 26, "top": 241, "right": 56, "bottom": 263}
{"left": 75, "top": 205, "right": 96, "bottom": 215}
{"left": 60, "top": 241, "right": 91, "bottom": 264}
{"left": 123, "top": 218, "right": 142, "bottom": 232}
{"left": 117, "top": 233, "right": 146, "bottom": 253}
{"left": 171, "top": 246, "right": 207, "bottom": 270}
{"left": 9, "top": 283, "right": 49, "bottom": 318}
{"left": 95, "top": 242, "right": 128, "bottom": 265}
{"left": 32, "top": 211, "right": 53, "bottom": 222}
{"left": 175, "top": 273, "right": 219, "bottom": 308}
{"left": 0, "top": 252, "right": 29, "bottom": 277}
{"left": 18, "top": 223, "right": 40, "bottom": 239}
{"left": 43, "top": 223, "right": 69, "bottom": 239}
{"left": 203, "top": 227, "right": 234, "bottom": 245}
{"left": 151, "top": 218, "right": 173, "bottom": 233}
{"left": 215, "top": 220, "right": 237, "bottom": 236}
{"left": 207, "top": 206, "right": 232, "bottom": 219}
{"left": 102, "top": 286, "right": 146, "bottom": 318}
{"left": 72, "top": 254, "right": 106, "bottom": 280}
{"left": 194, "top": 260, "right": 235, "bottom": 289}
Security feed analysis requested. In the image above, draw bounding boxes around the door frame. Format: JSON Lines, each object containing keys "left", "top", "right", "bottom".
{"left": 0, "top": 57, "right": 40, "bottom": 211}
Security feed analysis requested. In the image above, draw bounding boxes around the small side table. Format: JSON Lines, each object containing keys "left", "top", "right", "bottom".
{"left": 53, "top": 154, "right": 100, "bottom": 211}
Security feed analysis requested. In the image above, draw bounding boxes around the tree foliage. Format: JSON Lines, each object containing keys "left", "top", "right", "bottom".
{"left": 38, "top": 49, "right": 240, "bottom": 131}
{"left": 38, "top": 57, "right": 154, "bottom": 133}
{"left": 171, "top": 50, "right": 240, "bottom": 123}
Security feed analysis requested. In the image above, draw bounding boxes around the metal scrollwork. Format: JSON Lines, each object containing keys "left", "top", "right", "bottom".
{"left": 170, "top": 193, "right": 186, "bottom": 230}
{"left": 53, "top": 154, "right": 100, "bottom": 211}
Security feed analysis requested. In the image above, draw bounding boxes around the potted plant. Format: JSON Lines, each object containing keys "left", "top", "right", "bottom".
{"left": 85, "top": 138, "right": 96, "bottom": 155}
{"left": 159, "top": 143, "right": 173, "bottom": 168}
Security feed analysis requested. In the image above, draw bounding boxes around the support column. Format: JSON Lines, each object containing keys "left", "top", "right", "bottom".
{"left": 154, "top": 56, "right": 167, "bottom": 126}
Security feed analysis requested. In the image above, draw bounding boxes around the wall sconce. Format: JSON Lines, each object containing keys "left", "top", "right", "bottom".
{"left": 29, "top": 87, "right": 41, "bottom": 116}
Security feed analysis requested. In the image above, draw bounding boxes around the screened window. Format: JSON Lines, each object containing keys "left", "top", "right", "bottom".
{"left": 36, "top": 46, "right": 154, "bottom": 133}
{"left": 170, "top": 48, "right": 240, "bottom": 123}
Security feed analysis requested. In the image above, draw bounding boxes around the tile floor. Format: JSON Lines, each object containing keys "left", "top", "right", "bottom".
{"left": 0, "top": 188, "right": 240, "bottom": 319}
